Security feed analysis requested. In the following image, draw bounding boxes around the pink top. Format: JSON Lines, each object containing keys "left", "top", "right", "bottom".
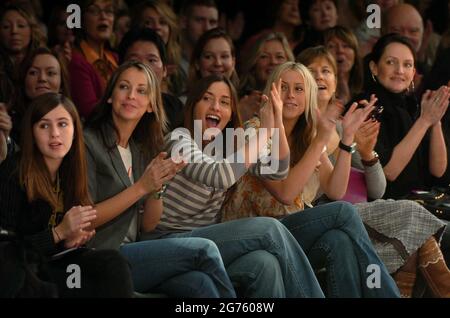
{"left": 342, "top": 167, "right": 368, "bottom": 204}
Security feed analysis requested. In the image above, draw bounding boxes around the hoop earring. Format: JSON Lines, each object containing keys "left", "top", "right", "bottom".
{"left": 371, "top": 73, "right": 377, "bottom": 83}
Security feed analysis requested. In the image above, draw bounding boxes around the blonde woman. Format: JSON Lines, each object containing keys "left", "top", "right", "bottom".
{"left": 222, "top": 61, "right": 400, "bottom": 297}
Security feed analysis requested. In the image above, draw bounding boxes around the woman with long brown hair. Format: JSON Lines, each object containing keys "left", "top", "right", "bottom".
{"left": 83, "top": 61, "right": 237, "bottom": 297}
{"left": 0, "top": 93, "right": 134, "bottom": 297}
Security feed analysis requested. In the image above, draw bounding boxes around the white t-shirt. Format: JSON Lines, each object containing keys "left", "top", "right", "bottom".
{"left": 117, "top": 144, "right": 137, "bottom": 243}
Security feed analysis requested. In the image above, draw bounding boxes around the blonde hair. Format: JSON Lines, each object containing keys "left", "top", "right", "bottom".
{"left": 88, "top": 60, "right": 167, "bottom": 160}
{"left": 239, "top": 32, "right": 294, "bottom": 95}
{"left": 263, "top": 61, "right": 318, "bottom": 165}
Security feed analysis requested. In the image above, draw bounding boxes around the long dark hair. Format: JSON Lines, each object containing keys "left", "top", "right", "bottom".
{"left": 86, "top": 60, "right": 167, "bottom": 161}
{"left": 19, "top": 93, "right": 91, "bottom": 210}
{"left": 369, "top": 33, "right": 417, "bottom": 66}
{"left": 183, "top": 74, "right": 241, "bottom": 137}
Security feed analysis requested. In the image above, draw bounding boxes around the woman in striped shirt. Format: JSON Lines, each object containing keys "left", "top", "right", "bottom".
{"left": 83, "top": 61, "right": 236, "bottom": 298}
{"left": 142, "top": 74, "right": 325, "bottom": 297}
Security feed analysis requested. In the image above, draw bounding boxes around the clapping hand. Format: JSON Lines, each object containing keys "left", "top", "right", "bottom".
{"left": 139, "top": 152, "right": 186, "bottom": 195}
{"left": 341, "top": 94, "right": 378, "bottom": 141}
{"left": 355, "top": 119, "right": 380, "bottom": 160}
{"left": 316, "top": 98, "right": 344, "bottom": 144}
{"left": 420, "top": 86, "right": 450, "bottom": 126}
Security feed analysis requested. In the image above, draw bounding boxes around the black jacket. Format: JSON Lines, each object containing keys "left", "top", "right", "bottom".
{"left": 0, "top": 155, "right": 62, "bottom": 257}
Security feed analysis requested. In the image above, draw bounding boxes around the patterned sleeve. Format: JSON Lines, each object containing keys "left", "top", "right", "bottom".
{"left": 165, "top": 128, "right": 247, "bottom": 189}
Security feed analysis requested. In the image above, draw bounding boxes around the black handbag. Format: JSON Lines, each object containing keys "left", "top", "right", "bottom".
{"left": 403, "top": 188, "right": 450, "bottom": 221}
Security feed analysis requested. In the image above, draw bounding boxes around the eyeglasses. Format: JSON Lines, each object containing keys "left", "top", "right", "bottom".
{"left": 86, "top": 5, "right": 114, "bottom": 17}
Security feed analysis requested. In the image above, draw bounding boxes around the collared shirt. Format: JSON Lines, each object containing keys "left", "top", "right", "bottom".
{"left": 80, "top": 40, "right": 118, "bottom": 89}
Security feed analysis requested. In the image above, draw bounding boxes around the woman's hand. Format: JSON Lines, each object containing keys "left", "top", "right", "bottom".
{"left": 355, "top": 119, "right": 380, "bottom": 160}
{"left": 315, "top": 98, "right": 343, "bottom": 144}
{"left": 64, "top": 229, "right": 96, "bottom": 249}
{"left": 238, "top": 90, "right": 262, "bottom": 122}
{"left": 341, "top": 95, "right": 377, "bottom": 143}
{"left": 137, "top": 152, "right": 186, "bottom": 195}
{"left": 420, "top": 86, "right": 450, "bottom": 126}
{"left": 259, "top": 93, "right": 274, "bottom": 131}
{"left": 269, "top": 79, "right": 284, "bottom": 128}
{"left": 56, "top": 205, "right": 97, "bottom": 241}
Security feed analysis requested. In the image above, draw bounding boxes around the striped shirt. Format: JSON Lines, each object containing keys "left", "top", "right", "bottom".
{"left": 153, "top": 128, "right": 290, "bottom": 235}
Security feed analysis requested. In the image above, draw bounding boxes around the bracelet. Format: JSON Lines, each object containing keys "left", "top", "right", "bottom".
{"left": 361, "top": 151, "right": 379, "bottom": 167}
{"left": 150, "top": 184, "right": 167, "bottom": 200}
{"left": 53, "top": 226, "right": 62, "bottom": 241}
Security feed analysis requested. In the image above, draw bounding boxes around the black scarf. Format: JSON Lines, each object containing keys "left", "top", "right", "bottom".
{"left": 354, "top": 82, "right": 428, "bottom": 199}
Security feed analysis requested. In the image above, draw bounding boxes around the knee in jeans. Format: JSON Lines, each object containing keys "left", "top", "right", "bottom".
{"left": 251, "top": 217, "right": 286, "bottom": 235}
{"left": 335, "top": 201, "right": 360, "bottom": 222}
{"left": 192, "top": 238, "right": 222, "bottom": 263}
{"left": 321, "top": 230, "right": 353, "bottom": 250}
{"left": 249, "top": 250, "right": 280, "bottom": 274}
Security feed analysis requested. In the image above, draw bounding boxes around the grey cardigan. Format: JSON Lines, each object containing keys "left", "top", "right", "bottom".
{"left": 335, "top": 123, "right": 386, "bottom": 199}
{"left": 84, "top": 123, "right": 146, "bottom": 250}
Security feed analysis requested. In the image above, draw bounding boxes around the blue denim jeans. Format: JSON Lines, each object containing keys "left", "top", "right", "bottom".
{"left": 165, "top": 217, "right": 324, "bottom": 297}
{"left": 280, "top": 201, "right": 400, "bottom": 298}
{"left": 119, "top": 237, "right": 236, "bottom": 297}
{"left": 226, "top": 250, "right": 285, "bottom": 297}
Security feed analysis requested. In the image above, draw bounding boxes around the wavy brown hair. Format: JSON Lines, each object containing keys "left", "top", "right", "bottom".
{"left": 323, "top": 26, "right": 363, "bottom": 96}
{"left": 239, "top": 32, "right": 294, "bottom": 96}
{"left": 19, "top": 93, "right": 91, "bottom": 210}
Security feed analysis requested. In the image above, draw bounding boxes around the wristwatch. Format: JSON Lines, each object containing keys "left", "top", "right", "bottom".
{"left": 151, "top": 184, "right": 167, "bottom": 200}
{"left": 339, "top": 141, "right": 357, "bottom": 154}
{"left": 361, "top": 151, "right": 379, "bottom": 167}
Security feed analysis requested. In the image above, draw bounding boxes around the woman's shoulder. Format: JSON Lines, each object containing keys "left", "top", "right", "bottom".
{"left": 83, "top": 125, "right": 111, "bottom": 154}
